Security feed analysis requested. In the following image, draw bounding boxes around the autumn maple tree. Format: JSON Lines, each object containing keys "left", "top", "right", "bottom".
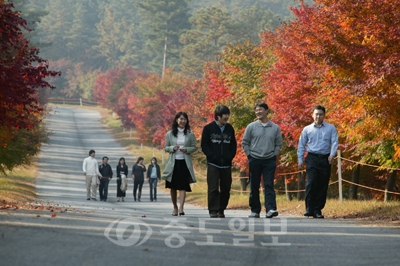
{"left": 0, "top": 3, "right": 60, "bottom": 173}
{"left": 262, "top": 0, "right": 400, "bottom": 169}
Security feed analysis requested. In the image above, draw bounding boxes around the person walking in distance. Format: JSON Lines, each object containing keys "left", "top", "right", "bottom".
{"left": 297, "top": 106, "right": 338, "bottom": 219}
{"left": 147, "top": 157, "right": 161, "bottom": 202}
{"left": 98, "top": 156, "right": 113, "bottom": 201}
{"left": 116, "top": 157, "right": 128, "bottom": 202}
{"left": 201, "top": 105, "right": 237, "bottom": 218}
{"left": 242, "top": 103, "right": 282, "bottom": 218}
{"left": 82, "top": 149, "right": 102, "bottom": 201}
{"left": 162, "top": 112, "right": 197, "bottom": 216}
{"left": 132, "top": 157, "right": 146, "bottom": 202}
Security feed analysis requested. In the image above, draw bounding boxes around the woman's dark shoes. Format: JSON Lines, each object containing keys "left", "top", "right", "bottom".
{"left": 179, "top": 212, "right": 185, "bottom": 216}
{"left": 172, "top": 208, "right": 178, "bottom": 216}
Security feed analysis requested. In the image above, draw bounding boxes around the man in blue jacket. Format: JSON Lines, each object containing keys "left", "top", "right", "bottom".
{"left": 201, "top": 105, "right": 237, "bottom": 218}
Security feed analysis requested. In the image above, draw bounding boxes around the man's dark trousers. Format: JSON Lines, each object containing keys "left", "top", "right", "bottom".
{"left": 207, "top": 165, "right": 232, "bottom": 213}
{"left": 99, "top": 178, "right": 110, "bottom": 200}
{"left": 305, "top": 153, "right": 331, "bottom": 215}
{"left": 249, "top": 156, "right": 277, "bottom": 214}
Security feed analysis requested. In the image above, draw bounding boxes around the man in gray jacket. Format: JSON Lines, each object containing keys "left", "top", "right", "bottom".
{"left": 242, "top": 103, "right": 282, "bottom": 218}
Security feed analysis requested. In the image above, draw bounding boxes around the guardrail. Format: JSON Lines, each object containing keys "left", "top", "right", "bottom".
{"left": 48, "top": 98, "right": 98, "bottom": 106}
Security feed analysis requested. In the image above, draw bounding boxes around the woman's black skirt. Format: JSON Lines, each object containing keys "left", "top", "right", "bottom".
{"left": 165, "top": 159, "right": 192, "bottom": 192}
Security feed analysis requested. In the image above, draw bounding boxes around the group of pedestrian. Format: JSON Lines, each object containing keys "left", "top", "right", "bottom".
{"left": 82, "top": 103, "right": 338, "bottom": 220}
{"left": 200, "top": 103, "right": 337, "bottom": 219}
{"left": 82, "top": 153, "right": 161, "bottom": 202}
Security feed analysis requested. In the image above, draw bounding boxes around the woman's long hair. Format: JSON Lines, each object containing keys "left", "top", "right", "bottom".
{"left": 119, "top": 157, "right": 126, "bottom": 166}
{"left": 136, "top": 157, "right": 144, "bottom": 164}
{"left": 171, "top": 111, "right": 190, "bottom": 137}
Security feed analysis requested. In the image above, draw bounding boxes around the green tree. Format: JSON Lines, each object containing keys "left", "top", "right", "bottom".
{"left": 94, "top": 1, "right": 144, "bottom": 69}
{"left": 35, "top": 0, "right": 101, "bottom": 68}
{"left": 137, "top": 0, "right": 191, "bottom": 74}
{"left": 180, "top": 6, "right": 236, "bottom": 77}
{"left": 235, "top": 3, "right": 281, "bottom": 43}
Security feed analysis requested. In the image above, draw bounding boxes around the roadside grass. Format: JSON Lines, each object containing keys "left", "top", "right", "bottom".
{"left": 0, "top": 163, "right": 37, "bottom": 203}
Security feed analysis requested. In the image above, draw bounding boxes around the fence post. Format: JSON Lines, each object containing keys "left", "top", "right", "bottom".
{"left": 384, "top": 189, "right": 388, "bottom": 203}
{"left": 284, "top": 175, "right": 290, "bottom": 201}
{"left": 152, "top": 147, "right": 155, "bottom": 157}
{"left": 337, "top": 150, "right": 343, "bottom": 203}
{"left": 80, "top": 98, "right": 82, "bottom": 106}
{"left": 162, "top": 150, "right": 165, "bottom": 165}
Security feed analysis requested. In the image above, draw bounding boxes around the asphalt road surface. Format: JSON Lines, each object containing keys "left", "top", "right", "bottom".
{"left": 1, "top": 106, "right": 400, "bottom": 266}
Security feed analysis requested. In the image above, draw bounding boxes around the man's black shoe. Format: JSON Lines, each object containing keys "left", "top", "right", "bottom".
{"left": 313, "top": 213, "right": 324, "bottom": 219}
{"left": 304, "top": 212, "right": 313, "bottom": 217}
{"left": 87, "top": 198, "right": 90, "bottom": 200}
{"left": 210, "top": 212, "right": 218, "bottom": 218}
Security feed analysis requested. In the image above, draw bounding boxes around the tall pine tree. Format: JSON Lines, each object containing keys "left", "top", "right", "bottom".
{"left": 136, "top": 0, "right": 191, "bottom": 74}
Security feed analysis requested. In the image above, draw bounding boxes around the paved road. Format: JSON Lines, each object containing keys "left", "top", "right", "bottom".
{"left": 1, "top": 106, "right": 400, "bottom": 266}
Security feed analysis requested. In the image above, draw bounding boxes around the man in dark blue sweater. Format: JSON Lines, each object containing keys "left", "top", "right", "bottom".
{"left": 201, "top": 105, "right": 237, "bottom": 218}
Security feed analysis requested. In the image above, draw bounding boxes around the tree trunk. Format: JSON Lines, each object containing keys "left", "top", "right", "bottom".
{"left": 349, "top": 164, "right": 360, "bottom": 200}
{"left": 385, "top": 170, "right": 397, "bottom": 201}
{"left": 297, "top": 172, "right": 306, "bottom": 200}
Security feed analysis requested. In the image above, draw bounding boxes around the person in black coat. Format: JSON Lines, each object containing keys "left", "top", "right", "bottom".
{"left": 116, "top": 157, "right": 128, "bottom": 202}
{"left": 132, "top": 157, "right": 146, "bottom": 201}
{"left": 201, "top": 105, "right": 237, "bottom": 218}
{"left": 147, "top": 157, "right": 161, "bottom": 202}
{"left": 99, "top": 156, "right": 113, "bottom": 201}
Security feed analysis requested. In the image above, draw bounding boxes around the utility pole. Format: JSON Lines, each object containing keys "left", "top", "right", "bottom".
{"left": 162, "top": 36, "right": 167, "bottom": 78}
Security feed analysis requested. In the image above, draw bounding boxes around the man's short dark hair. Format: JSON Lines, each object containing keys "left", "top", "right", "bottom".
{"left": 102, "top": 156, "right": 108, "bottom": 160}
{"left": 89, "top": 150, "right": 95, "bottom": 156}
{"left": 214, "top": 105, "right": 230, "bottom": 120}
{"left": 254, "top": 102, "right": 269, "bottom": 110}
{"left": 313, "top": 105, "right": 326, "bottom": 113}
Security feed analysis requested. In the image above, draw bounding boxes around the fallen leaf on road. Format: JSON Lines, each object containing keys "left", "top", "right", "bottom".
{"left": 36, "top": 215, "right": 40, "bottom": 217}
{"left": 51, "top": 213, "right": 56, "bottom": 217}
{"left": 142, "top": 215, "right": 146, "bottom": 218}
